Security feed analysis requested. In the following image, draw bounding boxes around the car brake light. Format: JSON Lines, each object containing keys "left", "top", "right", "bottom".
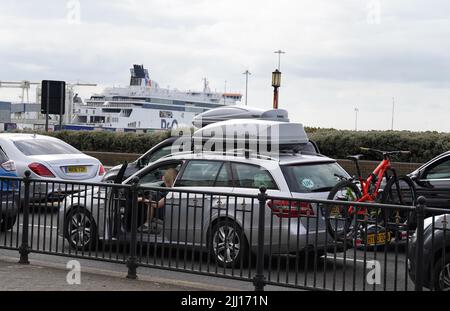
{"left": 1, "top": 160, "right": 16, "bottom": 172}
{"left": 28, "top": 163, "right": 55, "bottom": 178}
{"left": 268, "top": 200, "right": 315, "bottom": 218}
{"left": 98, "top": 164, "right": 106, "bottom": 176}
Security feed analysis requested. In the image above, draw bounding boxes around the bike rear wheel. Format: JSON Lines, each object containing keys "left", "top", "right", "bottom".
{"left": 381, "top": 175, "right": 417, "bottom": 231}
{"left": 325, "top": 180, "right": 362, "bottom": 242}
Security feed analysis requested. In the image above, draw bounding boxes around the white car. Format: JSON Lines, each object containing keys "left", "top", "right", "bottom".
{"left": 0, "top": 133, "right": 105, "bottom": 202}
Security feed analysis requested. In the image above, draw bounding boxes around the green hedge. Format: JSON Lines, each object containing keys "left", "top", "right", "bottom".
{"left": 45, "top": 130, "right": 171, "bottom": 154}
{"left": 12, "top": 128, "right": 450, "bottom": 163}
{"left": 309, "top": 130, "right": 450, "bottom": 163}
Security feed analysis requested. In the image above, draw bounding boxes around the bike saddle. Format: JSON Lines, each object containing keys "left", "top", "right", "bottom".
{"left": 347, "top": 154, "right": 364, "bottom": 161}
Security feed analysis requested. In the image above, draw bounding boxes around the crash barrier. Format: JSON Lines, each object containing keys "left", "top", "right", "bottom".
{"left": 0, "top": 173, "right": 448, "bottom": 291}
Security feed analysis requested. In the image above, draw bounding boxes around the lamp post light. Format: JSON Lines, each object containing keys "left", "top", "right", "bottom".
{"left": 272, "top": 69, "right": 281, "bottom": 109}
{"left": 274, "top": 50, "right": 286, "bottom": 70}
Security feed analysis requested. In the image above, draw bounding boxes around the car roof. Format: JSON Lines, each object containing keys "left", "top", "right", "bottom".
{"left": 0, "top": 133, "right": 57, "bottom": 142}
{"left": 415, "top": 150, "right": 450, "bottom": 172}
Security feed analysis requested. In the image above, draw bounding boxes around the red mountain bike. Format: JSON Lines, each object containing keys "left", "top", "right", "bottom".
{"left": 325, "top": 147, "right": 417, "bottom": 248}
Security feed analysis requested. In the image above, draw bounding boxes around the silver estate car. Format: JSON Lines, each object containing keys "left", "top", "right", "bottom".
{"left": 59, "top": 151, "right": 350, "bottom": 267}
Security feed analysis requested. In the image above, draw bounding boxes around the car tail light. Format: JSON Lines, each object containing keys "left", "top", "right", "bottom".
{"left": 1, "top": 160, "right": 16, "bottom": 172}
{"left": 268, "top": 200, "right": 315, "bottom": 218}
{"left": 28, "top": 163, "right": 55, "bottom": 178}
{"left": 98, "top": 164, "right": 106, "bottom": 176}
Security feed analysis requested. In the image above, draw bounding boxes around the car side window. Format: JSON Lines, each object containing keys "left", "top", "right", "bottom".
{"left": 214, "top": 163, "right": 232, "bottom": 187}
{"left": 231, "top": 163, "right": 278, "bottom": 190}
{"left": 176, "top": 161, "right": 223, "bottom": 187}
{"left": 138, "top": 162, "right": 182, "bottom": 187}
{"left": 424, "top": 159, "right": 450, "bottom": 180}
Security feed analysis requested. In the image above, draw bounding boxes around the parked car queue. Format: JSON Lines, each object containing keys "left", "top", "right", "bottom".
{"left": 0, "top": 131, "right": 449, "bottom": 290}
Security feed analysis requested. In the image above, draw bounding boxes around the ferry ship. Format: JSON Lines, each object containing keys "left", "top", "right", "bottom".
{"left": 70, "top": 65, "right": 242, "bottom": 132}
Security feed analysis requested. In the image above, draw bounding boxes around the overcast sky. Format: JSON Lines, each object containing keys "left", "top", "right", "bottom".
{"left": 1, "top": 0, "right": 450, "bottom": 132}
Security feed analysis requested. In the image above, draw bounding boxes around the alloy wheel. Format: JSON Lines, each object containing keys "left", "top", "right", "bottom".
{"left": 69, "top": 211, "right": 93, "bottom": 248}
{"left": 213, "top": 225, "right": 241, "bottom": 264}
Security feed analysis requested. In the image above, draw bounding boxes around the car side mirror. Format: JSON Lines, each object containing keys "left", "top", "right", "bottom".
{"left": 412, "top": 169, "right": 428, "bottom": 185}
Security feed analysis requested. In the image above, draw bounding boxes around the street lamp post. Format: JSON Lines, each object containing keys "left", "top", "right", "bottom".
{"left": 391, "top": 97, "right": 395, "bottom": 131}
{"left": 243, "top": 70, "right": 251, "bottom": 106}
{"left": 272, "top": 70, "right": 281, "bottom": 109}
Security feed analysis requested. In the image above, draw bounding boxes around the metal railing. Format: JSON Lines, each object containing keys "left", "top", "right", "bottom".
{"left": 0, "top": 173, "right": 449, "bottom": 291}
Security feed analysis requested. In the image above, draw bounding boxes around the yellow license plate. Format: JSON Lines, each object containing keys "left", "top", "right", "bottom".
{"left": 330, "top": 207, "right": 341, "bottom": 217}
{"left": 367, "top": 232, "right": 390, "bottom": 245}
{"left": 67, "top": 166, "right": 87, "bottom": 174}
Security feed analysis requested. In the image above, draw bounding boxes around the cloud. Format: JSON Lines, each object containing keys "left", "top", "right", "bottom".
{"left": 0, "top": 0, "right": 450, "bottom": 131}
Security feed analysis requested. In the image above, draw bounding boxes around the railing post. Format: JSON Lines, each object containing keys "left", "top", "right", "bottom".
{"left": 253, "top": 186, "right": 267, "bottom": 291}
{"left": 415, "top": 196, "right": 426, "bottom": 291}
{"left": 126, "top": 177, "right": 140, "bottom": 279}
{"left": 19, "top": 171, "right": 31, "bottom": 264}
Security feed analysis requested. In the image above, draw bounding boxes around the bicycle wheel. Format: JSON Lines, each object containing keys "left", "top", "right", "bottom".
{"left": 381, "top": 175, "right": 417, "bottom": 230}
{"left": 325, "top": 180, "right": 362, "bottom": 241}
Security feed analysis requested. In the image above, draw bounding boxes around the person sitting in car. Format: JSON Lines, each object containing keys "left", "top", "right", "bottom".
{"left": 138, "top": 168, "right": 178, "bottom": 233}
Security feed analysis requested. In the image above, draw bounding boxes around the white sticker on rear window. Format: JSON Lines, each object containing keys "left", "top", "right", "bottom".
{"left": 302, "top": 179, "right": 314, "bottom": 189}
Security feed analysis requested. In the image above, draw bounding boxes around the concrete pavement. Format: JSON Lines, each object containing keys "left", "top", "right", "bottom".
{"left": 0, "top": 255, "right": 234, "bottom": 291}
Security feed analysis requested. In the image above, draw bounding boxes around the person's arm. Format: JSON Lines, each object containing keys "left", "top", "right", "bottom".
{"left": 150, "top": 197, "right": 166, "bottom": 209}
{"left": 137, "top": 197, "right": 150, "bottom": 203}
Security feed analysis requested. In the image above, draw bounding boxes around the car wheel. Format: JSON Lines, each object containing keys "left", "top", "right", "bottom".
{"left": 210, "top": 219, "right": 249, "bottom": 268}
{"left": 65, "top": 207, "right": 97, "bottom": 251}
{"left": 0, "top": 214, "right": 17, "bottom": 232}
{"left": 434, "top": 255, "right": 450, "bottom": 291}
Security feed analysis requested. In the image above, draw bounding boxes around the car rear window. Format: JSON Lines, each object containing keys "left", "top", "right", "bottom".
{"left": 282, "top": 162, "right": 348, "bottom": 193}
{"left": 13, "top": 139, "right": 81, "bottom": 156}
{"left": 231, "top": 163, "right": 278, "bottom": 190}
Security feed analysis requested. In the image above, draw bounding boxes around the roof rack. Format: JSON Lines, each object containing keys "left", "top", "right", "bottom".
{"left": 160, "top": 148, "right": 281, "bottom": 162}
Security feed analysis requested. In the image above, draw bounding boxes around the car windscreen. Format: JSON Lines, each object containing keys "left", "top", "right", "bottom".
{"left": 13, "top": 139, "right": 82, "bottom": 156}
{"left": 282, "top": 162, "right": 348, "bottom": 193}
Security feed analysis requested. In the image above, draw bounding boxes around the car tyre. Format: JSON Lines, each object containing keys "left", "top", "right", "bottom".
{"left": 209, "top": 219, "right": 249, "bottom": 269}
{"left": 325, "top": 180, "right": 361, "bottom": 246}
{"left": 434, "top": 255, "right": 450, "bottom": 291}
{"left": 65, "top": 207, "right": 97, "bottom": 251}
{"left": 0, "top": 214, "right": 17, "bottom": 232}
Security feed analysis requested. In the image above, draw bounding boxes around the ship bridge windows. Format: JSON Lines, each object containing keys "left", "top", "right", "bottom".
{"left": 102, "top": 108, "right": 121, "bottom": 114}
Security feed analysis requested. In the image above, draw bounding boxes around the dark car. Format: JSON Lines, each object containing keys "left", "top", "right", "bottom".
{"left": 408, "top": 214, "right": 450, "bottom": 290}
{"left": 0, "top": 148, "right": 20, "bottom": 232}
{"left": 102, "top": 136, "right": 321, "bottom": 183}
{"left": 102, "top": 136, "right": 179, "bottom": 183}
{"left": 409, "top": 151, "right": 450, "bottom": 210}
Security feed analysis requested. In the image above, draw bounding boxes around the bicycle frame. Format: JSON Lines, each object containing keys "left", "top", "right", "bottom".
{"left": 349, "top": 157, "right": 397, "bottom": 216}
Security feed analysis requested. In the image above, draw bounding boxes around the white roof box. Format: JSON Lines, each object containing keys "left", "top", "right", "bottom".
{"left": 192, "top": 106, "right": 289, "bottom": 128}
{"left": 193, "top": 119, "right": 309, "bottom": 147}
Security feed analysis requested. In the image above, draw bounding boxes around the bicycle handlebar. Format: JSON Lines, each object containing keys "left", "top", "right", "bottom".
{"left": 360, "top": 147, "right": 411, "bottom": 156}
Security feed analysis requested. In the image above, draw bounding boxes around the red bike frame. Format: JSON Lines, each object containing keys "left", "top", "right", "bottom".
{"left": 349, "top": 157, "right": 392, "bottom": 216}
